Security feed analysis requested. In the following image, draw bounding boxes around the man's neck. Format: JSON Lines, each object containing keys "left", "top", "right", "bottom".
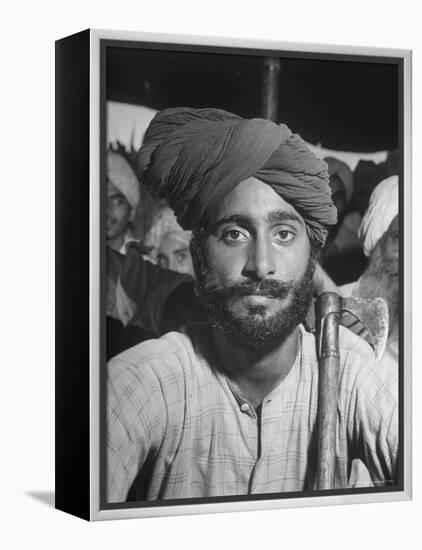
{"left": 212, "top": 327, "right": 300, "bottom": 409}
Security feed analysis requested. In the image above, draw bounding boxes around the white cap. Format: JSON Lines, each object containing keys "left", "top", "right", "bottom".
{"left": 359, "top": 175, "right": 399, "bottom": 257}
{"left": 107, "top": 151, "right": 140, "bottom": 209}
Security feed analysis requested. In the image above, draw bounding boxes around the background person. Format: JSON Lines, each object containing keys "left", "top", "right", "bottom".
{"left": 107, "top": 150, "right": 141, "bottom": 254}
{"left": 144, "top": 206, "right": 195, "bottom": 276}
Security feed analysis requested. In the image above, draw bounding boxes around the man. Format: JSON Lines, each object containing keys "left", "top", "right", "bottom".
{"left": 156, "top": 230, "right": 194, "bottom": 275}
{"left": 349, "top": 212, "right": 399, "bottom": 488}
{"left": 358, "top": 175, "right": 398, "bottom": 260}
{"left": 106, "top": 241, "right": 201, "bottom": 359}
{"left": 106, "top": 150, "right": 140, "bottom": 254}
{"left": 107, "top": 108, "right": 397, "bottom": 502}
{"left": 145, "top": 206, "right": 195, "bottom": 277}
{"left": 346, "top": 176, "right": 399, "bottom": 362}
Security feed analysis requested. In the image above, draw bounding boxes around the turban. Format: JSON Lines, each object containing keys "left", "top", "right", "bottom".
{"left": 324, "top": 156, "right": 354, "bottom": 202}
{"left": 144, "top": 206, "right": 192, "bottom": 263}
{"left": 107, "top": 151, "right": 140, "bottom": 210}
{"left": 359, "top": 175, "right": 399, "bottom": 257}
{"left": 137, "top": 108, "right": 336, "bottom": 246}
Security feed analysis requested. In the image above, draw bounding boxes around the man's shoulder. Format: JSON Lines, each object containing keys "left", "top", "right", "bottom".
{"left": 301, "top": 324, "right": 374, "bottom": 362}
{"left": 337, "top": 325, "right": 379, "bottom": 386}
{"left": 338, "top": 324, "right": 375, "bottom": 362}
{"left": 109, "top": 330, "right": 195, "bottom": 371}
{"left": 300, "top": 324, "right": 377, "bottom": 388}
{"left": 337, "top": 325, "right": 398, "bottom": 396}
{"left": 108, "top": 324, "right": 211, "bottom": 385}
{"left": 301, "top": 324, "right": 396, "bottom": 399}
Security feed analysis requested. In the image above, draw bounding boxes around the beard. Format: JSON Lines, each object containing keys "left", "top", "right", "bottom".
{"left": 194, "top": 257, "right": 315, "bottom": 353}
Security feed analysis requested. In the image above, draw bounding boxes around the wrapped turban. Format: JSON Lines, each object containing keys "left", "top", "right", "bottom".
{"left": 107, "top": 151, "right": 140, "bottom": 210}
{"left": 137, "top": 108, "right": 336, "bottom": 247}
{"left": 359, "top": 175, "right": 399, "bottom": 257}
{"left": 144, "top": 206, "right": 192, "bottom": 263}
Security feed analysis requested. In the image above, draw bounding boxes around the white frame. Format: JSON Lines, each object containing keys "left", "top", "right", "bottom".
{"left": 89, "top": 28, "right": 412, "bottom": 521}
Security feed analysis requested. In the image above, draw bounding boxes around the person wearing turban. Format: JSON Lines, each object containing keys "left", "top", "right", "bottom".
{"left": 338, "top": 175, "right": 399, "bottom": 299}
{"left": 144, "top": 206, "right": 195, "bottom": 277}
{"left": 106, "top": 150, "right": 141, "bottom": 254}
{"left": 341, "top": 177, "right": 399, "bottom": 489}
{"left": 359, "top": 175, "right": 399, "bottom": 258}
{"left": 107, "top": 108, "right": 397, "bottom": 503}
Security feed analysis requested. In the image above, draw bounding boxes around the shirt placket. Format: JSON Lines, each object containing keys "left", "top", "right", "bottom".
{"left": 224, "top": 379, "right": 260, "bottom": 460}
{"left": 248, "top": 395, "right": 277, "bottom": 494}
{"left": 236, "top": 397, "right": 261, "bottom": 492}
{"left": 223, "top": 376, "right": 284, "bottom": 494}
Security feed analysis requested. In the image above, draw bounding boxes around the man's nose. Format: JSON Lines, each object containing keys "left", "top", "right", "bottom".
{"left": 242, "top": 237, "right": 276, "bottom": 281}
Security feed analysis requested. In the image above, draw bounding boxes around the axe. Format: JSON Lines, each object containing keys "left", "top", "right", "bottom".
{"left": 315, "top": 291, "right": 389, "bottom": 490}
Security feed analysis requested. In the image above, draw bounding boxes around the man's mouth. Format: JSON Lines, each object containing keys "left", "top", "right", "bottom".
{"left": 241, "top": 294, "right": 275, "bottom": 306}
{"left": 235, "top": 288, "right": 286, "bottom": 300}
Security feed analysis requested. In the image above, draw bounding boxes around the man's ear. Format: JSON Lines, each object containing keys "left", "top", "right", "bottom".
{"left": 129, "top": 208, "right": 136, "bottom": 222}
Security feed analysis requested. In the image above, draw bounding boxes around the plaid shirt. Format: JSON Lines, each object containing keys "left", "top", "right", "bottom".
{"left": 107, "top": 324, "right": 398, "bottom": 502}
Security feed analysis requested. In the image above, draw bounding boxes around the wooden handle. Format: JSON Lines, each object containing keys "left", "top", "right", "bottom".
{"left": 315, "top": 292, "right": 342, "bottom": 490}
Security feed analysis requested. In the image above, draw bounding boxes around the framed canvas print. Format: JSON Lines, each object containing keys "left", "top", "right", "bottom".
{"left": 55, "top": 29, "right": 412, "bottom": 521}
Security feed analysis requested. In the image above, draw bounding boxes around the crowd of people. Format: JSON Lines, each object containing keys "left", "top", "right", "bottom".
{"left": 105, "top": 107, "right": 399, "bottom": 502}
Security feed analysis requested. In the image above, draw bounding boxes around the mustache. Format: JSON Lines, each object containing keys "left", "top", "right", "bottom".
{"left": 200, "top": 278, "right": 293, "bottom": 300}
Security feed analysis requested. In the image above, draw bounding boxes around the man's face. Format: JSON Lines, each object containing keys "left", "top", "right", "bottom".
{"left": 106, "top": 181, "right": 132, "bottom": 240}
{"left": 194, "top": 177, "right": 315, "bottom": 351}
{"left": 157, "top": 231, "right": 195, "bottom": 277}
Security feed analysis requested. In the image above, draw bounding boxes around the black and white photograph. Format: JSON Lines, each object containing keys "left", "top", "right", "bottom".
{"left": 4, "top": 0, "right": 422, "bottom": 545}
{"left": 98, "top": 33, "right": 409, "bottom": 516}
{"left": 4, "top": 0, "right": 422, "bottom": 544}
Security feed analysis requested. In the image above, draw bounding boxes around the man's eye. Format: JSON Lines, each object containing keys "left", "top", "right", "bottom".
{"left": 175, "top": 252, "right": 189, "bottom": 262}
{"left": 275, "top": 229, "right": 295, "bottom": 243}
{"left": 157, "top": 254, "right": 169, "bottom": 269}
{"left": 223, "top": 229, "right": 248, "bottom": 242}
{"left": 111, "top": 196, "right": 127, "bottom": 207}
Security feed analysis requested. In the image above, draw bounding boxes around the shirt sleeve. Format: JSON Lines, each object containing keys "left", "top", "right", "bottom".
{"left": 107, "top": 357, "right": 166, "bottom": 502}
{"left": 348, "top": 354, "right": 398, "bottom": 486}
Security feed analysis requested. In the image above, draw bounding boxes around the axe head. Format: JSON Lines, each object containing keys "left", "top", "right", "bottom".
{"left": 341, "top": 296, "right": 389, "bottom": 362}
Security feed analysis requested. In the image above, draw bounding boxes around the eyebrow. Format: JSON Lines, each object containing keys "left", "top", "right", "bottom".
{"left": 267, "top": 210, "right": 304, "bottom": 226}
{"left": 211, "top": 215, "right": 251, "bottom": 231}
{"left": 211, "top": 210, "right": 303, "bottom": 232}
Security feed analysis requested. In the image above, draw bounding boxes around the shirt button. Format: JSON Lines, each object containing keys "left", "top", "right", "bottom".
{"left": 240, "top": 403, "right": 250, "bottom": 412}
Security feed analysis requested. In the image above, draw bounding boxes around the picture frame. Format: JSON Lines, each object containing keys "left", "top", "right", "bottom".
{"left": 55, "top": 28, "right": 412, "bottom": 521}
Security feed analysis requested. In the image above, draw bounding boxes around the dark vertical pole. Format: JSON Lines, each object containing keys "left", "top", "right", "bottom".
{"left": 261, "top": 57, "right": 281, "bottom": 121}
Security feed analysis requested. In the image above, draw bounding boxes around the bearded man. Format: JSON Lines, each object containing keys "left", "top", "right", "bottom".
{"left": 343, "top": 175, "right": 399, "bottom": 363}
{"left": 107, "top": 108, "right": 398, "bottom": 502}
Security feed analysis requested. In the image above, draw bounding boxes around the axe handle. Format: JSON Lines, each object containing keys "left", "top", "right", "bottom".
{"left": 316, "top": 293, "right": 342, "bottom": 490}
